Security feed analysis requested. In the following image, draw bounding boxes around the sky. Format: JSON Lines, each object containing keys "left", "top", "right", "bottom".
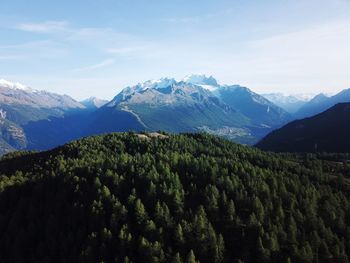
{"left": 1, "top": 0, "right": 350, "bottom": 100}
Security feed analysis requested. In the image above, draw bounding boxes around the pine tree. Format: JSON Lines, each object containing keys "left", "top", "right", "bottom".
{"left": 134, "top": 199, "right": 148, "bottom": 225}
{"left": 174, "top": 224, "right": 185, "bottom": 248}
{"left": 256, "top": 236, "right": 270, "bottom": 262}
{"left": 226, "top": 199, "right": 236, "bottom": 221}
{"left": 171, "top": 252, "right": 183, "bottom": 263}
{"left": 215, "top": 234, "right": 225, "bottom": 263}
{"left": 186, "top": 250, "right": 197, "bottom": 263}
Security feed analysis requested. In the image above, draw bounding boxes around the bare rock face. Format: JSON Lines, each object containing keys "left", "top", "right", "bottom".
{"left": 0, "top": 118, "right": 27, "bottom": 154}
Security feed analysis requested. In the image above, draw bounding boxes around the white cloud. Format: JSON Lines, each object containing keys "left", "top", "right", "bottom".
{"left": 163, "top": 8, "right": 234, "bottom": 24}
{"left": 14, "top": 21, "right": 154, "bottom": 57}
{"left": 0, "top": 40, "right": 68, "bottom": 59}
{"left": 16, "top": 21, "right": 68, "bottom": 33}
{"left": 176, "top": 19, "right": 350, "bottom": 95}
{"left": 10, "top": 21, "right": 154, "bottom": 64}
{"left": 105, "top": 45, "right": 151, "bottom": 57}
{"left": 239, "top": 20, "right": 350, "bottom": 92}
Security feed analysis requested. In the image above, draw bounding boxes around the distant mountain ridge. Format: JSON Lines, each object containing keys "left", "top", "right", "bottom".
{"left": 295, "top": 89, "right": 350, "bottom": 118}
{"left": 92, "top": 75, "right": 291, "bottom": 144}
{"left": 81, "top": 97, "right": 108, "bottom": 109}
{"left": 256, "top": 102, "right": 350, "bottom": 152}
{"left": 0, "top": 79, "right": 83, "bottom": 109}
{"left": 0, "top": 79, "right": 86, "bottom": 154}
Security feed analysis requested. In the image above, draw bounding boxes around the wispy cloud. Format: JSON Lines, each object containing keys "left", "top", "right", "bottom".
{"left": 0, "top": 40, "right": 68, "bottom": 59}
{"left": 9, "top": 20, "right": 156, "bottom": 66}
{"left": 72, "top": 58, "right": 115, "bottom": 72}
{"left": 0, "top": 55, "right": 23, "bottom": 60}
{"left": 13, "top": 20, "right": 155, "bottom": 57}
{"left": 16, "top": 21, "right": 68, "bottom": 33}
{"left": 249, "top": 20, "right": 350, "bottom": 72}
{"left": 105, "top": 46, "right": 150, "bottom": 56}
{"left": 213, "top": 19, "right": 350, "bottom": 94}
{"left": 15, "top": 21, "right": 136, "bottom": 44}
{"left": 164, "top": 8, "right": 234, "bottom": 24}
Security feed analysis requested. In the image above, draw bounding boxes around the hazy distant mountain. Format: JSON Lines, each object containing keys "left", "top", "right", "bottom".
{"left": 0, "top": 79, "right": 84, "bottom": 110}
{"left": 262, "top": 93, "right": 312, "bottom": 113}
{"left": 0, "top": 79, "right": 86, "bottom": 153}
{"left": 0, "top": 79, "right": 85, "bottom": 125}
{"left": 295, "top": 89, "right": 350, "bottom": 118}
{"left": 216, "top": 86, "right": 291, "bottom": 127}
{"left": 81, "top": 97, "right": 108, "bottom": 109}
{"left": 256, "top": 103, "right": 350, "bottom": 152}
{"left": 294, "top": 93, "right": 329, "bottom": 118}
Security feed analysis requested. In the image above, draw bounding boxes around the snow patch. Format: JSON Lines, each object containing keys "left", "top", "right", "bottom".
{"left": 0, "top": 79, "right": 31, "bottom": 91}
{"left": 183, "top": 74, "right": 218, "bottom": 87}
{"left": 139, "top": 78, "right": 176, "bottom": 91}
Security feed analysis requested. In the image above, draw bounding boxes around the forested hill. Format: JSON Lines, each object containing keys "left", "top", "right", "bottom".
{"left": 256, "top": 103, "right": 350, "bottom": 153}
{"left": 0, "top": 132, "right": 350, "bottom": 263}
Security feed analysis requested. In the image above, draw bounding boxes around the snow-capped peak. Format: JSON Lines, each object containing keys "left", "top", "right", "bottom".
{"left": 111, "top": 78, "right": 177, "bottom": 105}
{"left": 0, "top": 79, "right": 31, "bottom": 91}
{"left": 183, "top": 74, "right": 218, "bottom": 86}
{"left": 138, "top": 78, "right": 176, "bottom": 91}
{"left": 182, "top": 74, "right": 219, "bottom": 91}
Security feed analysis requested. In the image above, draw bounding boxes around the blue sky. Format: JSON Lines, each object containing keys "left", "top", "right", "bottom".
{"left": 1, "top": 0, "right": 350, "bottom": 100}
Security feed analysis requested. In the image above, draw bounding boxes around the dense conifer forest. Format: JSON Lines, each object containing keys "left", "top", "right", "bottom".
{"left": 0, "top": 132, "right": 349, "bottom": 263}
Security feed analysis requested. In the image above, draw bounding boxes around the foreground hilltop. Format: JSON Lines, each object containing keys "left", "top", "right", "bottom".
{"left": 0, "top": 132, "right": 349, "bottom": 262}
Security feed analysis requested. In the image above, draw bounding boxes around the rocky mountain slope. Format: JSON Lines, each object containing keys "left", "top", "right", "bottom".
{"left": 92, "top": 75, "right": 290, "bottom": 144}
{"left": 0, "top": 79, "right": 86, "bottom": 154}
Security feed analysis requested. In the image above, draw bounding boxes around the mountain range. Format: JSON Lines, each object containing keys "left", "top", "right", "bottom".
{"left": 1, "top": 75, "right": 350, "bottom": 155}
{"left": 0, "top": 75, "right": 293, "bottom": 154}
{"left": 81, "top": 97, "right": 109, "bottom": 109}
{"left": 91, "top": 75, "right": 292, "bottom": 144}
